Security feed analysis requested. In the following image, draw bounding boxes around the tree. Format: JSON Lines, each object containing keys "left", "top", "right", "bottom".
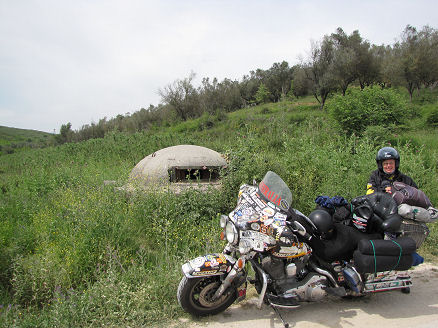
{"left": 330, "top": 28, "right": 378, "bottom": 94}
{"left": 254, "top": 83, "right": 271, "bottom": 104}
{"left": 305, "top": 37, "right": 338, "bottom": 110}
{"left": 330, "top": 28, "right": 358, "bottom": 95}
{"left": 159, "top": 72, "right": 201, "bottom": 120}
{"left": 55, "top": 122, "right": 73, "bottom": 144}
{"left": 291, "top": 66, "right": 311, "bottom": 97}
{"left": 265, "top": 61, "right": 294, "bottom": 101}
{"left": 395, "top": 25, "right": 438, "bottom": 101}
{"left": 239, "top": 74, "right": 260, "bottom": 105}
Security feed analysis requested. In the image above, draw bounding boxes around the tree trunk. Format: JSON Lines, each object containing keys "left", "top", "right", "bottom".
{"left": 407, "top": 82, "right": 414, "bottom": 102}
{"left": 320, "top": 91, "right": 329, "bottom": 111}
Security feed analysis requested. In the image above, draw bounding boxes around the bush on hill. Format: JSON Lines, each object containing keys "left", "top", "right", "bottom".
{"left": 328, "top": 87, "right": 409, "bottom": 136}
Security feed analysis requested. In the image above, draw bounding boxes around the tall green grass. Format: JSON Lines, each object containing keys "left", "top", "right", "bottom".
{"left": 0, "top": 96, "right": 437, "bottom": 327}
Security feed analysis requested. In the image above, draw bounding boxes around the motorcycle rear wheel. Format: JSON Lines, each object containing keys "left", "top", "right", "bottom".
{"left": 177, "top": 276, "right": 237, "bottom": 316}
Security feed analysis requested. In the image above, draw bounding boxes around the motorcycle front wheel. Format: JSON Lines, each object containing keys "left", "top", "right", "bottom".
{"left": 177, "top": 276, "right": 237, "bottom": 316}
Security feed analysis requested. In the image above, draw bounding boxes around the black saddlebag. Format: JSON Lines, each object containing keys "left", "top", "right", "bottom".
{"left": 357, "top": 237, "right": 416, "bottom": 256}
{"left": 353, "top": 237, "right": 416, "bottom": 273}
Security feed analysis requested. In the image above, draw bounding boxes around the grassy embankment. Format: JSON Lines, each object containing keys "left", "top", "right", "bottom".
{"left": 0, "top": 126, "right": 54, "bottom": 155}
{"left": 0, "top": 91, "right": 437, "bottom": 327}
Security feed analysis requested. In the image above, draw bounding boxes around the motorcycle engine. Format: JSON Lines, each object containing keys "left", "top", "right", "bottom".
{"left": 285, "top": 273, "right": 328, "bottom": 301}
{"left": 261, "top": 256, "right": 328, "bottom": 301}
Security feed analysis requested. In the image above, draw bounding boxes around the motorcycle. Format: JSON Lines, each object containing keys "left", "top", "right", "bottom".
{"left": 177, "top": 171, "right": 428, "bottom": 327}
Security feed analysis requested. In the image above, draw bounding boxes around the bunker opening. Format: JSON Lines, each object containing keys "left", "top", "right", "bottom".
{"left": 168, "top": 166, "right": 221, "bottom": 183}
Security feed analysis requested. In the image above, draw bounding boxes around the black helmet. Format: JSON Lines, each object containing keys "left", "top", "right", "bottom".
{"left": 376, "top": 147, "right": 400, "bottom": 172}
{"left": 308, "top": 209, "right": 334, "bottom": 240}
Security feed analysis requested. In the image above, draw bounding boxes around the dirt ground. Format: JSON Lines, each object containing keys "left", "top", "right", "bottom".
{"left": 177, "top": 262, "right": 438, "bottom": 328}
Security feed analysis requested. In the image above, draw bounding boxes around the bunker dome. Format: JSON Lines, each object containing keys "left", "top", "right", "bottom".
{"left": 128, "top": 145, "right": 227, "bottom": 190}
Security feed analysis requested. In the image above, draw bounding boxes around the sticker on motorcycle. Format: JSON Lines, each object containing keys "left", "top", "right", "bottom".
{"left": 253, "top": 194, "right": 267, "bottom": 209}
{"left": 272, "top": 219, "right": 286, "bottom": 227}
{"left": 241, "top": 230, "right": 272, "bottom": 243}
{"left": 273, "top": 212, "right": 287, "bottom": 220}
{"left": 189, "top": 257, "right": 206, "bottom": 268}
{"left": 242, "top": 192, "right": 255, "bottom": 204}
{"left": 243, "top": 208, "right": 254, "bottom": 216}
{"left": 263, "top": 218, "right": 274, "bottom": 225}
{"left": 262, "top": 207, "right": 275, "bottom": 217}
{"left": 192, "top": 270, "right": 219, "bottom": 276}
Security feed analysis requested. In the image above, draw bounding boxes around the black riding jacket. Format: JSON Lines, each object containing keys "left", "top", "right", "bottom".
{"left": 366, "top": 169, "right": 418, "bottom": 194}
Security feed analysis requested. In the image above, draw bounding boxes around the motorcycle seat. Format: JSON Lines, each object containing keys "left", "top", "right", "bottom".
{"left": 309, "top": 223, "right": 382, "bottom": 262}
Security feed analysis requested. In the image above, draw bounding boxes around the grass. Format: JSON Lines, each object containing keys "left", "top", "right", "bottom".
{"left": 0, "top": 126, "right": 55, "bottom": 155}
{"left": 0, "top": 91, "right": 437, "bottom": 327}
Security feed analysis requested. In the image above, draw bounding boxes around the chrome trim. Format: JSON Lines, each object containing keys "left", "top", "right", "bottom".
{"left": 220, "top": 214, "right": 228, "bottom": 228}
{"left": 181, "top": 263, "right": 192, "bottom": 277}
{"left": 294, "top": 209, "right": 318, "bottom": 230}
{"left": 364, "top": 277, "right": 412, "bottom": 293}
{"left": 213, "top": 267, "right": 238, "bottom": 300}
{"left": 226, "top": 221, "right": 238, "bottom": 244}
{"left": 309, "top": 262, "right": 339, "bottom": 287}
{"left": 250, "top": 259, "right": 269, "bottom": 309}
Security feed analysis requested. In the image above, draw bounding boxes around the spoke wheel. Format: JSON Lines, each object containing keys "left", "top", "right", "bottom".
{"left": 177, "top": 276, "right": 237, "bottom": 316}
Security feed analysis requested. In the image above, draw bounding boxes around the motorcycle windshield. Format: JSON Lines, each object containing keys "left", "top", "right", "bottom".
{"left": 257, "top": 171, "right": 292, "bottom": 212}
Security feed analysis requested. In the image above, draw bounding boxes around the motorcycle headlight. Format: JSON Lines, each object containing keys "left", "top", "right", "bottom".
{"left": 239, "top": 240, "right": 251, "bottom": 254}
{"left": 225, "top": 221, "right": 238, "bottom": 244}
{"left": 220, "top": 214, "right": 228, "bottom": 228}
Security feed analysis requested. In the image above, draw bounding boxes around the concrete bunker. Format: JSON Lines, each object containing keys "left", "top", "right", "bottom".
{"left": 128, "top": 145, "right": 227, "bottom": 191}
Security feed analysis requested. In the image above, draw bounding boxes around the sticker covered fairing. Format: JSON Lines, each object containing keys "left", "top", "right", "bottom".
{"left": 230, "top": 184, "right": 310, "bottom": 257}
{"left": 185, "top": 253, "right": 236, "bottom": 277}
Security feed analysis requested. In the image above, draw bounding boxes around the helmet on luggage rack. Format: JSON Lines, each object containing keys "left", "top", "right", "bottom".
{"left": 308, "top": 209, "right": 334, "bottom": 240}
{"left": 376, "top": 147, "right": 400, "bottom": 172}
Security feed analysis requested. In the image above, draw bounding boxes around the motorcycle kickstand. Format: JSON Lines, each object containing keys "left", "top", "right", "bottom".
{"left": 268, "top": 300, "right": 290, "bottom": 328}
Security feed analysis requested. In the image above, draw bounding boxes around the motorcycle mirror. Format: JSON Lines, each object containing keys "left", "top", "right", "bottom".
{"left": 253, "top": 179, "right": 257, "bottom": 186}
{"left": 292, "top": 221, "right": 307, "bottom": 236}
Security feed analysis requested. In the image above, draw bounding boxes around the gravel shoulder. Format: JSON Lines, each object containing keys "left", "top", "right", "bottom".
{"left": 176, "top": 262, "right": 438, "bottom": 328}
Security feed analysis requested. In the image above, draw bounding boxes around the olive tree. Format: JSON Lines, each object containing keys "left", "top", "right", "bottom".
{"left": 305, "top": 37, "right": 338, "bottom": 110}
{"left": 159, "top": 72, "right": 201, "bottom": 120}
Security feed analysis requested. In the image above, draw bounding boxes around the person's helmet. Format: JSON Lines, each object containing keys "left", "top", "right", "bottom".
{"left": 308, "top": 209, "right": 334, "bottom": 240}
{"left": 376, "top": 147, "right": 400, "bottom": 172}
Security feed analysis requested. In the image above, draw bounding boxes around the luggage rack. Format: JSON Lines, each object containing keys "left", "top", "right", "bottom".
{"left": 400, "top": 219, "right": 430, "bottom": 248}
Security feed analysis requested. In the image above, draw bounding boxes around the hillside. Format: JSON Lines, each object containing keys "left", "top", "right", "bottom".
{"left": 0, "top": 93, "right": 437, "bottom": 326}
{"left": 0, "top": 126, "right": 54, "bottom": 155}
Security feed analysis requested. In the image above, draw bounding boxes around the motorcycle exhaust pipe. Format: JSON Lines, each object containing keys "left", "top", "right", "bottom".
{"left": 309, "top": 262, "right": 339, "bottom": 287}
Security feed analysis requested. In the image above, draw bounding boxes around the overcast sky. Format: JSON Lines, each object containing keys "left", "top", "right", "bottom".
{"left": 1, "top": 0, "right": 437, "bottom": 133}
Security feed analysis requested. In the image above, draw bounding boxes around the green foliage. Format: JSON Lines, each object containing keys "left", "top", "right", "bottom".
{"left": 55, "top": 122, "right": 73, "bottom": 144}
{"left": 425, "top": 108, "right": 438, "bottom": 127}
{"left": 412, "top": 88, "right": 438, "bottom": 105}
{"left": 1, "top": 94, "right": 438, "bottom": 327}
{"left": 254, "top": 83, "right": 271, "bottom": 104}
{"left": 0, "top": 126, "right": 54, "bottom": 155}
{"left": 328, "top": 86, "right": 409, "bottom": 135}
{"left": 362, "top": 125, "right": 399, "bottom": 146}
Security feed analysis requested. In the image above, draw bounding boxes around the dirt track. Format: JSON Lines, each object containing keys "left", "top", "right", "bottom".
{"left": 179, "top": 263, "right": 438, "bottom": 328}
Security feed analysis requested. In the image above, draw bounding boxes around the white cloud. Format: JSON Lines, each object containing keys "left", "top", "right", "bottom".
{"left": 1, "top": 0, "right": 437, "bottom": 132}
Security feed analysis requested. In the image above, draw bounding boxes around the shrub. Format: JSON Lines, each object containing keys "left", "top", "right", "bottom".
{"left": 328, "top": 87, "right": 408, "bottom": 135}
{"left": 363, "top": 125, "right": 392, "bottom": 145}
{"left": 412, "top": 88, "right": 438, "bottom": 105}
{"left": 260, "top": 106, "right": 271, "bottom": 115}
{"left": 425, "top": 108, "right": 438, "bottom": 127}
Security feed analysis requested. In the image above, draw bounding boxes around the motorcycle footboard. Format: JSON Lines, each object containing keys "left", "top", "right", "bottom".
{"left": 364, "top": 277, "right": 412, "bottom": 293}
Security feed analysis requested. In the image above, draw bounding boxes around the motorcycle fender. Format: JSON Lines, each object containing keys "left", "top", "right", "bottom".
{"left": 181, "top": 253, "right": 237, "bottom": 278}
